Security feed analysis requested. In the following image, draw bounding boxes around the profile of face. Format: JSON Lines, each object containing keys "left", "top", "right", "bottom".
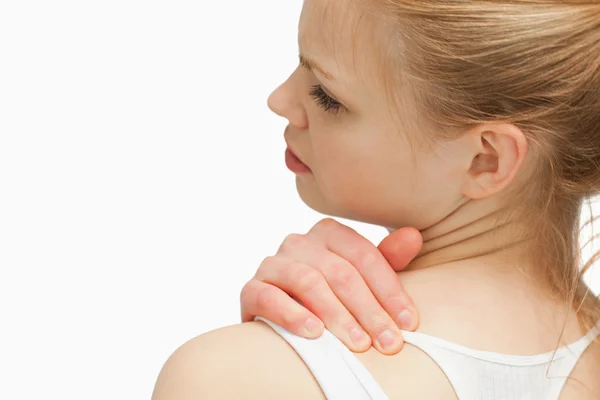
{"left": 267, "top": 0, "right": 527, "bottom": 230}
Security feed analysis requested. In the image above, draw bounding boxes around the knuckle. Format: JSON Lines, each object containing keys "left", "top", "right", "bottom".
{"left": 356, "top": 249, "right": 377, "bottom": 269}
{"left": 328, "top": 264, "right": 357, "bottom": 288}
{"left": 340, "top": 318, "right": 361, "bottom": 332}
{"left": 370, "top": 322, "right": 392, "bottom": 337}
{"left": 368, "top": 312, "right": 395, "bottom": 333}
{"left": 281, "top": 304, "right": 304, "bottom": 328}
{"left": 239, "top": 280, "right": 254, "bottom": 304}
{"left": 291, "top": 266, "right": 324, "bottom": 294}
{"left": 316, "top": 217, "right": 339, "bottom": 232}
{"left": 255, "top": 285, "right": 279, "bottom": 312}
{"left": 383, "top": 294, "right": 408, "bottom": 309}
{"left": 258, "top": 255, "right": 277, "bottom": 270}
{"left": 280, "top": 233, "right": 306, "bottom": 251}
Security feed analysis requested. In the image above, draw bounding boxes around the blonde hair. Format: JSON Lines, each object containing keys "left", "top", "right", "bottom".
{"left": 363, "top": 0, "right": 600, "bottom": 341}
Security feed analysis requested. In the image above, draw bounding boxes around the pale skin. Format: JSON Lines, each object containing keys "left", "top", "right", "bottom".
{"left": 240, "top": 220, "right": 423, "bottom": 354}
{"left": 152, "top": 0, "right": 600, "bottom": 398}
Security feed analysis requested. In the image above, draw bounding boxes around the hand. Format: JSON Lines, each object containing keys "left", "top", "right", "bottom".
{"left": 240, "top": 218, "right": 423, "bottom": 355}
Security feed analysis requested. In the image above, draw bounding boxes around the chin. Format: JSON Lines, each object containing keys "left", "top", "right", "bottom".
{"left": 295, "top": 178, "right": 393, "bottom": 228}
{"left": 296, "top": 177, "right": 335, "bottom": 215}
{"left": 295, "top": 177, "right": 354, "bottom": 219}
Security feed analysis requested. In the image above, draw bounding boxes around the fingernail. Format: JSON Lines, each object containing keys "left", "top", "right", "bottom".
{"left": 349, "top": 327, "right": 368, "bottom": 347}
{"left": 304, "top": 317, "right": 322, "bottom": 337}
{"left": 397, "top": 310, "right": 414, "bottom": 330}
{"left": 376, "top": 329, "right": 399, "bottom": 351}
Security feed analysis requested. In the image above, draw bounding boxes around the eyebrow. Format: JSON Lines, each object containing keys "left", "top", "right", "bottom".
{"left": 298, "top": 54, "right": 335, "bottom": 81}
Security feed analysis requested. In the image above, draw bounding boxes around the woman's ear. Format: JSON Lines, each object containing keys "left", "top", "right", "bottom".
{"left": 460, "top": 123, "right": 528, "bottom": 200}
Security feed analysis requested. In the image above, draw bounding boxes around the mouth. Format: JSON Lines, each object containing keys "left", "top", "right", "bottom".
{"left": 284, "top": 146, "right": 312, "bottom": 174}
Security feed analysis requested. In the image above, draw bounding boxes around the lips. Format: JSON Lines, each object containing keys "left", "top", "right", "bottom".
{"left": 284, "top": 146, "right": 312, "bottom": 173}
{"left": 287, "top": 146, "right": 307, "bottom": 166}
{"left": 284, "top": 128, "right": 311, "bottom": 173}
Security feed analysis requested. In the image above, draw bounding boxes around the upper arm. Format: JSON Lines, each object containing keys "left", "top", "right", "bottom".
{"left": 151, "top": 321, "right": 326, "bottom": 400}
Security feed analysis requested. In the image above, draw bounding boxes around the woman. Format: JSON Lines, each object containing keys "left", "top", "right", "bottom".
{"left": 152, "top": 0, "right": 600, "bottom": 398}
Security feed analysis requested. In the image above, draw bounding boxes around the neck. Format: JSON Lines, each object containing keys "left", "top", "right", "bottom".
{"left": 390, "top": 197, "right": 534, "bottom": 274}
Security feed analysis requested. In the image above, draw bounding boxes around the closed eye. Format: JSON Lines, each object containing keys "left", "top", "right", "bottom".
{"left": 309, "top": 85, "right": 345, "bottom": 115}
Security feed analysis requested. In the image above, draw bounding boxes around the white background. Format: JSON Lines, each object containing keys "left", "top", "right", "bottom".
{"left": 0, "top": 1, "right": 598, "bottom": 399}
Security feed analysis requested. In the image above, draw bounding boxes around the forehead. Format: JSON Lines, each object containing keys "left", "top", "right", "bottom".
{"left": 298, "top": 0, "right": 394, "bottom": 90}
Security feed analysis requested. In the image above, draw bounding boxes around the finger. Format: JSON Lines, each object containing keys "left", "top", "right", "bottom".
{"left": 240, "top": 278, "right": 324, "bottom": 339}
{"left": 378, "top": 227, "right": 423, "bottom": 272}
{"left": 256, "top": 255, "right": 373, "bottom": 352}
{"left": 377, "top": 228, "right": 423, "bottom": 331}
{"left": 307, "top": 219, "right": 420, "bottom": 333}
{"left": 279, "top": 238, "right": 404, "bottom": 355}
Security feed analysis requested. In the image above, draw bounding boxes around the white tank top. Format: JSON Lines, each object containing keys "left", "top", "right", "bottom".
{"left": 255, "top": 316, "right": 600, "bottom": 399}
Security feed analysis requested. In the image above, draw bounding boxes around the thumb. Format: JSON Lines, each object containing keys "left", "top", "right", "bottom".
{"left": 377, "top": 227, "right": 423, "bottom": 272}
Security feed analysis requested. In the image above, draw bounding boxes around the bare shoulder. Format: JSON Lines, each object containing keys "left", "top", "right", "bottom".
{"left": 151, "top": 320, "right": 326, "bottom": 400}
{"left": 355, "top": 345, "right": 458, "bottom": 400}
{"left": 151, "top": 319, "right": 461, "bottom": 400}
{"left": 559, "top": 339, "right": 600, "bottom": 400}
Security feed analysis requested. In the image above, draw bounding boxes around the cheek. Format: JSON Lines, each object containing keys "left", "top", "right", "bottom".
{"left": 310, "top": 137, "right": 459, "bottom": 228}
{"left": 312, "top": 138, "right": 416, "bottom": 211}
{"left": 401, "top": 155, "right": 463, "bottom": 226}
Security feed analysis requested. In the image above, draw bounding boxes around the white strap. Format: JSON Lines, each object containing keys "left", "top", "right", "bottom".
{"left": 549, "top": 322, "right": 600, "bottom": 398}
{"left": 255, "top": 317, "right": 389, "bottom": 400}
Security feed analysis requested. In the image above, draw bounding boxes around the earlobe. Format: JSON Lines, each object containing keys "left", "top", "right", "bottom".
{"left": 461, "top": 123, "right": 527, "bottom": 200}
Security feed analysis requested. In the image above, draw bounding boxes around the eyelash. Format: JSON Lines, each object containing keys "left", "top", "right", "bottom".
{"left": 309, "top": 85, "right": 345, "bottom": 115}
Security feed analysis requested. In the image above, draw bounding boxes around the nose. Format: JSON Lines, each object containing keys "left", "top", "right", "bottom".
{"left": 267, "top": 75, "right": 308, "bottom": 130}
